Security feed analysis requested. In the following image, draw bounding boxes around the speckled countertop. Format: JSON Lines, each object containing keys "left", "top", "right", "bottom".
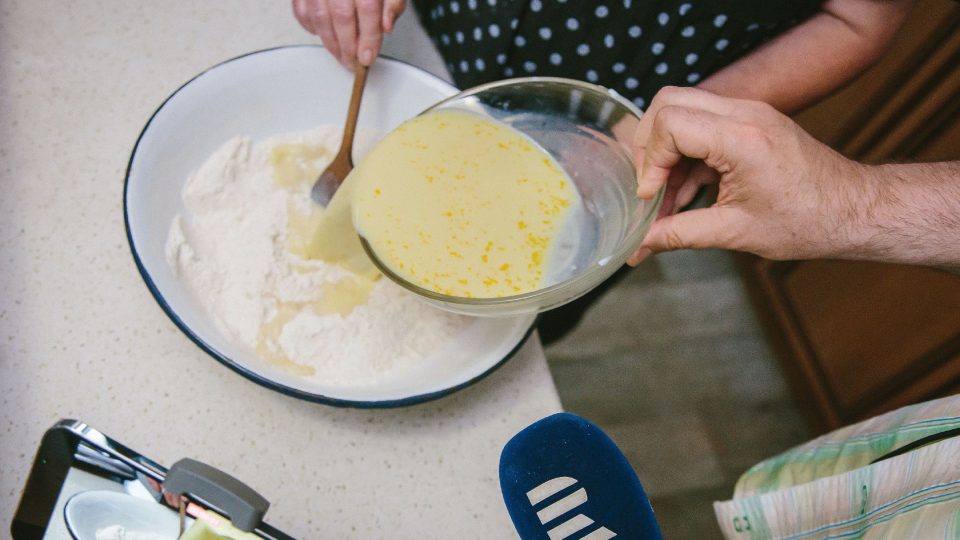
{"left": 0, "top": 2, "right": 562, "bottom": 537}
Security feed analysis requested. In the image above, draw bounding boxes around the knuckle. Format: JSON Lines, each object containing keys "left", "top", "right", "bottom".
{"left": 748, "top": 100, "right": 788, "bottom": 128}
{"left": 653, "top": 85, "right": 698, "bottom": 109}
{"left": 664, "top": 227, "right": 688, "bottom": 251}
{"left": 736, "top": 122, "right": 774, "bottom": 150}
{"left": 655, "top": 105, "right": 687, "bottom": 128}
{"left": 658, "top": 86, "right": 685, "bottom": 101}
{"left": 356, "top": 0, "right": 380, "bottom": 14}
{"left": 313, "top": 3, "right": 330, "bottom": 18}
{"left": 358, "top": 34, "right": 382, "bottom": 48}
{"left": 330, "top": 0, "right": 355, "bottom": 21}
{"left": 749, "top": 99, "right": 777, "bottom": 116}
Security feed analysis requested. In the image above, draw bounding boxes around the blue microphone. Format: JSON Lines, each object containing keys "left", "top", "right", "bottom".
{"left": 499, "top": 413, "right": 663, "bottom": 540}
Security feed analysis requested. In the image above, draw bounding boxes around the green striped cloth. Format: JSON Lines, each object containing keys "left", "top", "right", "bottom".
{"left": 714, "top": 394, "right": 960, "bottom": 539}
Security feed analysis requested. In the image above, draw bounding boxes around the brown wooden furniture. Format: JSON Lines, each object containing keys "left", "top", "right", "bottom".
{"left": 737, "top": 0, "right": 960, "bottom": 433}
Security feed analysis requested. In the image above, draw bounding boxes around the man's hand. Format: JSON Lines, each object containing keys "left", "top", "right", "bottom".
{"left": 632, "top": 92, "right": 720, "bottom": 219}
{"left": 292, "top": 0, "right": 406, "bottom": 68}
{"left": 630, "top": 86, "right": 876, "bottom": 264}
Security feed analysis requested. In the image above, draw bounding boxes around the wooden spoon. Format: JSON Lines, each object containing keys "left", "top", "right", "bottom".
{"left": 311, "top": 64, "right": 369, "bottom": 206}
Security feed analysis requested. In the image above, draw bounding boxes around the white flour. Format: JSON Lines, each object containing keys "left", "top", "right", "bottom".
{"left": 165, "top": 126, "right": 469, "bottom": 387}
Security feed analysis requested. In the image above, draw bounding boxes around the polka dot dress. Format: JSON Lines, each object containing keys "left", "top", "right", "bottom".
{"left": 413, "top": 0, "right": 822, "bottom": 109}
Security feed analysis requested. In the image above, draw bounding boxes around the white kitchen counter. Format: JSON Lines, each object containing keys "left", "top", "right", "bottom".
{"left": 0, "top": 2, "right": 563, "bottom": 537}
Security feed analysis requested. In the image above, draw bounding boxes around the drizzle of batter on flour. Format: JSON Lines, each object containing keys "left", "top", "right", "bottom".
{"left": 165, "top": 127, "right": 469, "bottom": 386}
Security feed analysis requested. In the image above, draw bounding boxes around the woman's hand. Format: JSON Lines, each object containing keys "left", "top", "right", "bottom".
{"left": 292, "top": 0, "right": 407, "bottom": 68}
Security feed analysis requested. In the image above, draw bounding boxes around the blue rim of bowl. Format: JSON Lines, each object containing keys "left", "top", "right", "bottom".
{"left": 63, "top": 492, "right": 83, "bottom": 540}
{"left": 122, "top": 44, "right": 536, "bottom": 409}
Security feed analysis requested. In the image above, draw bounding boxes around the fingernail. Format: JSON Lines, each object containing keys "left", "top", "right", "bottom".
{"left": 635, "top": 165, "right": 651, "bottom": 198}
{"left": 359, "top": 49, "right": 373, "bottom": 65}
{"left": 631, "top": 247, "right": 652, "bottom": 265}
{"left": 636, "top": 181, "right": 654, "bottom": 200}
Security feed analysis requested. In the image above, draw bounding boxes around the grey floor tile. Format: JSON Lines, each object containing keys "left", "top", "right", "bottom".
{"left": 548, "top": 346, "right": 686, "bottom": 425}
{"left": 626, "top": 249, "right": 740, "bottom": 286}
{"left": 651, "top": 486, "right": 731, "bottom": 540}
{"left": 698, "top": 397, "right": 810, "bottom": 481}
{"left": 545, "top": 276, "right": 764, "bottom": 358}
{"left": 655, "top": 336, "right": 791, "bottom": 404}
{"left": 549, "top": 335, "right": 791, "bottom": 425}
{"left": 603, "top": 415, "right": 727, "bottom": 498}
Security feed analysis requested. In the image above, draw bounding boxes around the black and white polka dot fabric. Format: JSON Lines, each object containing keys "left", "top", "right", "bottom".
{"left": 412, "top": 0, "right": 822, "bottom": 109}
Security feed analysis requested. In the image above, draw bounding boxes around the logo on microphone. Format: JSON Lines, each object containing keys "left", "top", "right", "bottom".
{"left": 526, "top": 476, "right": 617, "bottom": 539}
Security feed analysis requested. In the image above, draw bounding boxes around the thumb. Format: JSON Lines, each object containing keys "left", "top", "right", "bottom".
{"left": 638, "top": 206, "right": 741, "bottom": 255}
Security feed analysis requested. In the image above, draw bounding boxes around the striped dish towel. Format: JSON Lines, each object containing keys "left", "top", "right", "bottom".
{"left": 714, "top": 394, "right": 960, "bottom": 539}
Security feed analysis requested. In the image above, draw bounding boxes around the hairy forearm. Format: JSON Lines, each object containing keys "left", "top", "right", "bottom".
{"left": 698, "top": 0, "right": 914, "bottom": 114}
{"left": 848, "top": 161, "right": 960, "bottom": 267}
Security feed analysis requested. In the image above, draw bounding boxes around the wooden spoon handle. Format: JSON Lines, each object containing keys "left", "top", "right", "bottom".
{"left": 338, "top": 64, "right": 369, "bottom": 161}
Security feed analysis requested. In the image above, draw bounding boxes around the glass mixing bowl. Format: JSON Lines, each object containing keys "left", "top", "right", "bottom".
{"left": 359, "top": 77, "right": 664, "bottom": 317}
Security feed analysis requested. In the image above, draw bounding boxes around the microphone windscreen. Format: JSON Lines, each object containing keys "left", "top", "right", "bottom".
{"left": 499, "top": 413, "right": 663, "bottom": 540}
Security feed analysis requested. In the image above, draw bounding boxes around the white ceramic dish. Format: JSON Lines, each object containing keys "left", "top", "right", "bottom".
{"left": 124, "top": 46, "right": 535, "bottom": 407}
{"left": 65, "top": 490, "right": 188, "bottom": 540}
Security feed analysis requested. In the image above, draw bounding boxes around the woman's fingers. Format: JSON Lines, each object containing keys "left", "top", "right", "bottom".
{"left": 294, "top": 0, "right": 403, "bottom": 68}
{"left": 355, "top": 0, "right": 384, "bottom": 65}
{"left": 292, "top": 0, "right": 313, "bottom": 32}
{"left": 293, "top": 0, "right": 341, "bottom": 62}
{"left": 328, "top": 0, "right": 360, "bottom": 67}
{"left": 383, "top": 0, "right": 405, "bottom": 32}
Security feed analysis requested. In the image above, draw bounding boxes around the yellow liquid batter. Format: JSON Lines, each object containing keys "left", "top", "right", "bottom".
{"left": 269, "top": 142, "right": 379, "bottom": 330}
{"left": 351, "top": 109, "right": 579, "bottom": 298}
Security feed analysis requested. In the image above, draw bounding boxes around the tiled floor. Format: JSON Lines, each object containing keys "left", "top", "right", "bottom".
{"left": 543, "top": 249, "right": 811, "bottom": 539}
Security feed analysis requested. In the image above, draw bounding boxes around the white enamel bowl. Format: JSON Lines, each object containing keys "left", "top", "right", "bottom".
{"left": 124, "top": 46, "right": 535, "bottom": 407}
{"left": 65, "top": 491, "right": 188, "bottom": 540}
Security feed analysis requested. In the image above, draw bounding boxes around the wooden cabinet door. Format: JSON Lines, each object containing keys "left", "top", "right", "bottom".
{"left": 737, "top": 0, "right": 960, "bottom": 432}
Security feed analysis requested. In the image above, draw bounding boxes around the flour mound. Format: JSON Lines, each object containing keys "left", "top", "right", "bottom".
{"left": 165, "top": 127, "right": 470, "bottom": 387}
